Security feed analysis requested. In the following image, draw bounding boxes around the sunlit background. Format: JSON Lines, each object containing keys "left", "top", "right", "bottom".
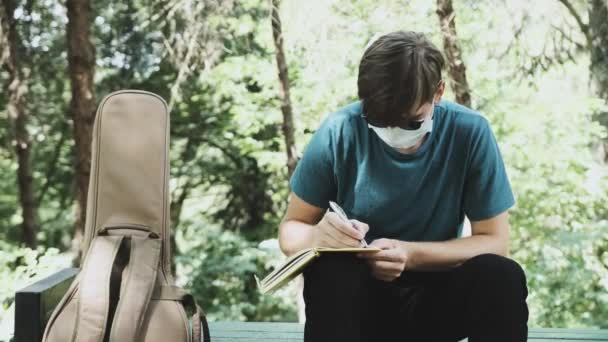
{"left": 0, "top": 0, "right": 607, "bottom": 338}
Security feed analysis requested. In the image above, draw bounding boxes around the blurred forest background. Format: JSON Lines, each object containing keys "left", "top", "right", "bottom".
{"left": 1, "top": 0, "right": 608, "bottom": 338}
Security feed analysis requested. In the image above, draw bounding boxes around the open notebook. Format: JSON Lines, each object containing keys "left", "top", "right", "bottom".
{"left": 255, "top": 246, "right": 380, "bottom": 294}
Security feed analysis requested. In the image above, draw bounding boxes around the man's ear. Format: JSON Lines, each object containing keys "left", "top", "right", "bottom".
{"left": 434, "top": 81, "right": 446, "bottom": 103}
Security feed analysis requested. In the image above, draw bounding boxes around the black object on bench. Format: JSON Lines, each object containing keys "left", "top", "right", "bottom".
{"left": 14, "top": 268, "right": 78, "bottom": 342}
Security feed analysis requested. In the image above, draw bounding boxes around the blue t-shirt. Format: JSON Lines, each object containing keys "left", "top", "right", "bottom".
{"left": 289, "top": 100, "right": 515, "bottom": 242}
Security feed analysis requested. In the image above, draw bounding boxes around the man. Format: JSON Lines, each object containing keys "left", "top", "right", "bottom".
{"left": 278, "top": 31, "right": 528, "bottom": 342}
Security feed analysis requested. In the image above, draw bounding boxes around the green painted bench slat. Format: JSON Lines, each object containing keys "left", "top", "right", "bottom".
{"left": 209, "top": 322, "right": 608, "bottom": 341}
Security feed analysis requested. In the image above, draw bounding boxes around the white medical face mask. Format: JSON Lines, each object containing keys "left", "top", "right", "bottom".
{"left": 368, "top": 105, "right": 434, "bottom": 149}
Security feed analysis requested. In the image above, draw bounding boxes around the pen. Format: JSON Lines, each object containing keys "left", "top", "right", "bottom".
{"left": 328, "top": 201, "right": 368, "bottom": 247}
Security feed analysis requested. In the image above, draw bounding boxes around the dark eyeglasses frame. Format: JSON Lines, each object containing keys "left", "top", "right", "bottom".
{"left": 362, "top": 113, "right": 432, "bottom": 130}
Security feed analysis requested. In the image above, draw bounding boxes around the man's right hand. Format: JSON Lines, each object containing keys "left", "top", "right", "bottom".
{"left": 312, "top": 211, "right": 369, "bottom": 248}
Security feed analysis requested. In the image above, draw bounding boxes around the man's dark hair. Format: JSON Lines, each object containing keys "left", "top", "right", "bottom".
{"left": 357, "top": 31, "right": 445, "bottom": 127}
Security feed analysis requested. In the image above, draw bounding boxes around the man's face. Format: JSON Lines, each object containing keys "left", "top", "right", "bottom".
{"left": 413, "top": 102, "right": 434, "bottom": 118}
{"left": 399, "top": 81, "right": 445, "bottom": 130}
{"left": 363, "top": 81, "right": 445, "bottom": 129}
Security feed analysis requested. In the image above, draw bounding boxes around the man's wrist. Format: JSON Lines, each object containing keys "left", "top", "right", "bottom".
{"left": 396, "top": 239, "right": 419, "bottom": 270}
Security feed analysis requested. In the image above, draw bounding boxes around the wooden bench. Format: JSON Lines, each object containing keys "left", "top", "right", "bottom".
{"left": 14, "top": 268, "right": 608, "bottom": 342}
{"left": 209, "top": 322, "right": 608, "bottom": 341}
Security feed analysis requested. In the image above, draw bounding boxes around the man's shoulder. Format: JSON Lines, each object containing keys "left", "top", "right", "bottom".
{"left": 316, "top": 101, "right": 364, "bottom": 137}
{"left": 438, "top": 100, "right": 490, "bottom": 133}
{"left": 325, "top": 101, "right": 363, "bottom": 125}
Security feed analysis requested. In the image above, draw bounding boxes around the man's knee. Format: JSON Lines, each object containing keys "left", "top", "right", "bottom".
{"left": 303, "top": 253, "right": 370, "bottom": 300}
{"left": 302, "top": 255, "right": 372, "bottom": 341}
{"left": 456, "top": 254, "right": 528, "bottom": 341}
{"left": 462, "top": 253, "right": 528, "bottom": 297}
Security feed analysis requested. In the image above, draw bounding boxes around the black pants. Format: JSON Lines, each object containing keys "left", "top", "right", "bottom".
{"left": 303, "top": 253, "right": 529, "bottom": 342}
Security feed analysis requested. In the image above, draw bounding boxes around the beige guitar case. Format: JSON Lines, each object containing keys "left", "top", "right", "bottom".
{"left": 42, "top": 90, "right": 210, "bottom": 342}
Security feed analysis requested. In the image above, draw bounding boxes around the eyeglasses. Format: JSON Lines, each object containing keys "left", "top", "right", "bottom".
{"left": 362, "top": 80, "right": 443, "bottom": 129}
{"left": 362, "top": 112, "right": 433, "bottom": 130}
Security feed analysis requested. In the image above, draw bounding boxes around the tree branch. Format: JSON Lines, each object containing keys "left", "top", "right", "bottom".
{"left": 551, "top": 23, "right": 586, "bottom": 51}
{"left": 556, "top": 0, "right": 592, "bottom": 46}
{"left": 271, "top": 0, "right": 298, "bottom": 178}
{"left": 496, "top": 14, "right": 527, "bottom": 60}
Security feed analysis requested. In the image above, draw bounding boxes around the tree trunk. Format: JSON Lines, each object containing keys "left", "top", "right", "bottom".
{"left": 1, "top": 0, "right": 38, "bottom": 248}
{"left": 436, "top": 0, "right": 472, "bottom": 108}
{"left": 588, "top": 0, "right": 608, "bottom": 160}
{"left": 557, "top": 0, "right": 608, "bottom": 160}
{"left": 66, "top": 0, "right": 96, "bottom": 261}
{"left": 589, "top": 0, "right": 608, "bottom": 100}
{"left": 271, "top": 0, "right": 304, "bottom": 322}
{"left": 271, "top": 0, "right": 298, "bottom": 179}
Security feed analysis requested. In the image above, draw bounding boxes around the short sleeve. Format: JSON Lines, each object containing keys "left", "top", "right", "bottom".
{"left": 289, "top": 119, "right": 337, "bottom": 208}
{"left": 463, "top": 117, "right": 515, "bottom": 221}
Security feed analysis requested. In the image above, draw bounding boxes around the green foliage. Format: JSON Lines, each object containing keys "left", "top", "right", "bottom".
{"left": 474, "top": 59, "right": 608, "bottom": 328}
{"left": 176, "top": 220, "right": 297, "bottom": 321}
{"left": 167, "top": 50, "right": 288, "bottom": 240}
{"left": 1, "top": 0, "right": 607, "bottom": 330}
{"left": 0, "top": 241, "right": 71, "bottom": 340}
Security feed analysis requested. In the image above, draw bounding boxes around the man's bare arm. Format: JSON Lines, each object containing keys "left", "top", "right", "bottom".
{"left": 278, "top": 192, "right": 368, "bottom": 256}
{"left": 278, "top": 192, "right": 325, "bottom": 256}
{"left": 396, "top": 211, "right": 510, "bottom": 271}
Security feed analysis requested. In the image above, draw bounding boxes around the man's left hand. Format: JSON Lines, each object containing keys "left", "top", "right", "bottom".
{"left": 357, "top": 238, "right": 409, "bottom": 282}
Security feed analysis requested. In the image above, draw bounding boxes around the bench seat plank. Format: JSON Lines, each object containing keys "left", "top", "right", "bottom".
{"left": 209, "top": 322, "right": 608, "bottom": 341}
